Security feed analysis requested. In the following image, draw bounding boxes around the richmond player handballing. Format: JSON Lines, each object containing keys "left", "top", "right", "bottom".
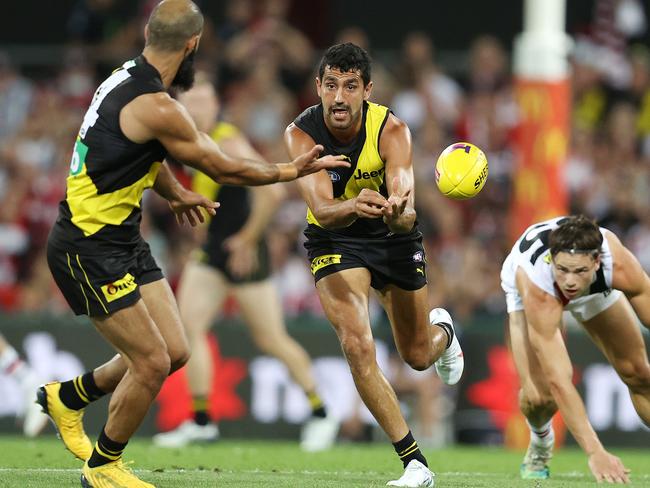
{"left": 285, "top": 42, "right": 464, "bottom": 488}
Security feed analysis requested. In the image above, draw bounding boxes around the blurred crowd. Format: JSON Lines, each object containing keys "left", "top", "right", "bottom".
{"left": 0, "top": 0, "right": 649, "bottom": 328}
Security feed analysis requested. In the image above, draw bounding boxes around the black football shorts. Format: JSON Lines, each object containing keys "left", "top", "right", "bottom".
{"left": 47, "top": 237, "right": 163, "bottom": 317}
{"left": 192, "top": 239, "right": 271, "bottom": 284}
{"left": 304, "top": 227, "right": 427, "bottom": 291}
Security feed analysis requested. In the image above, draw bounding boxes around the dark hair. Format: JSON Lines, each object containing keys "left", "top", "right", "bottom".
{"left": 146, "top": 0, "right": 204, "bottom": 51}
{"left": 549, "top": 215, "right": 603, "bottom": 257}
{"left": 318, "top": 43, "right": 371, "bottom": 85}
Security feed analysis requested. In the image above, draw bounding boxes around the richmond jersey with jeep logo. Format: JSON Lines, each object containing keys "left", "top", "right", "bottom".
{"left": 501, "top": 216, "right": 613, "bottom": 305}
{"left": 294, "top": 101, "right": 426, "bottom": 290}
{"left": 49, "top": 55, "right": 166, "bottom": 252}
{"left": 294, "top": 101, "right": 419, "bottom": 239}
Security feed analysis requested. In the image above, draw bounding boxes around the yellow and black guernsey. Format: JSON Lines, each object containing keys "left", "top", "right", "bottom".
{"left": 294, "top": 101, "right": 419, "bottom": 239}
{"left": 190, "top": 122, "right": 270, "bottom": 283}
{"left": 49, "top": 55, "right": 166, "bottom": 252}
{"left": 294, "top": 101, "right": 426, "bottom": 291}
{"left": 47, "top": 55, "right": 166, "bottom": 317}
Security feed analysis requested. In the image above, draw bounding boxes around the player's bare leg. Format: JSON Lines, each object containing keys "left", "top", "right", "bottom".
{"left": 177, "top": 262, "right": 227, "bottom": 399}
{"left": 236, "top": 279, "right": 338, "bottom": 451}
{"left": 39, "top": 279, "right": 190, "bottom": 462}
{"left": 93, "top": 305, "right": 169, "bottom": 442}
{"left": 317, "top": 269, "right": 407, "bottom": 440}
{"left": 376, "top": 285, "right": 445, "bottom": 369}
{"left": 79, "top": 295, "right": 173, "bottom": 487}
{"left": 92, "top": 279, "right": 192, "bottom": 393}
{"left": 582, "top": 296, "right": 650, "bottom": 425}
{"left": 376, "top": 285, "right": 463, "bottom": 385}
{"left": 153, "top": 262, "right": 225, "bottom": 447}
{"left": 140, "top": 280, "right": 191, "bottom": 372}
{"left": 236, "top": 280, "right": 317, "bottom": 393}
{"left": 317, "top": 268, "right": 434, "bottom": 486}
{"left": 508, "top": 310, "right": 561, "bottom": 479}
{"left": 45, "top": 279, "right": 191, "bottom": 408}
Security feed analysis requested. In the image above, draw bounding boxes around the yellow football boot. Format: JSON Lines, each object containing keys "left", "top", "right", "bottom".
{"left": 81, "top": 460, "right": 156, "bottom": 488}
{"left": 36, "top": 381, "right": 93, "bottom": 461}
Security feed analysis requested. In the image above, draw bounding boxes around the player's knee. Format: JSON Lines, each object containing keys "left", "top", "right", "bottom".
{"left": 618, "top": 361, "right": 650, "bottom": 392}
{"left": 520, "top": 387, "right": 555, "bottom": 413}
{"left": 251, "top": 332, "right": 282, "bottom": 355}
{"left": 169, "top": 345, "right": 191, "bottom": 373}
{"left": 402, "top": 349, "right": 432, "bottom": 371}
{"left": 133, "top": 351, "right": 171, "bottom": 390}
{"left": 340, "top": 333, "right": 375, "bottom": 372}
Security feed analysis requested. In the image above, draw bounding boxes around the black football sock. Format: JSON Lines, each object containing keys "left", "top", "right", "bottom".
{"left": 58, "top": 371, "right": 107, "bottom": 410}
{"left": 306, "top": 391, "right": 327, "bottom": 418}
{"left": 193, "top": 396, "right": 210, "bottom": 426}
{"left": 87, "top": 428, "right": 127, "bottom": 468}
{"left": 393, "top": 431, "right": 428, "bottom": 468}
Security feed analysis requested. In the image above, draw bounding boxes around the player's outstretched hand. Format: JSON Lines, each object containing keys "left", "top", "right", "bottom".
{"left": 382, "top": 176, "right": 411, "bottom": 222}
{"left": 588, "top": 450, "right": 630, "bottom": 484}
{"left": 355, "top": 188, "right": 389, "bottom": 219}
{"left": 169, "top": 188, "right": 219, "bottom": 226}
{"left": 291, "top": 145, "right": 350, "bottom": 178}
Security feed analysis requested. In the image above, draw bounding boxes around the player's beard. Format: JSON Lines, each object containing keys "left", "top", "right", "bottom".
{"left": 171, "top": 48, "right": 197, "bottom": 92}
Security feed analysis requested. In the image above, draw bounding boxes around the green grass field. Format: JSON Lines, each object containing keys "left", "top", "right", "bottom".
{"left": 0, "top": 436, "right": 648, "bottom": 487}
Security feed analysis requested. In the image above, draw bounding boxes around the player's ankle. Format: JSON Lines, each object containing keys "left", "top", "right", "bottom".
{"left": 393, "top": 431, "right": 428, "bottom": 468}
{"left": 59, "top": 372, "right": 107, "bottom": 410}
{"left": 87, "top": 428, "right": 127, "bottom": 468}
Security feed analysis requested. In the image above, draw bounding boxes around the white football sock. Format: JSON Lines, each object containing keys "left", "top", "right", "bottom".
{"left": 527, "top": 419, "right": 553, "bottom": 444}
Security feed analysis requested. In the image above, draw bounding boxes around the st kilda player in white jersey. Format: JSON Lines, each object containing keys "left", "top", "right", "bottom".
{"left": 500, "top": 215, "right": 650, "bottom": 484}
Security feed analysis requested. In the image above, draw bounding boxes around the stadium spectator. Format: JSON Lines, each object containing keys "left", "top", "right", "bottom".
{"left": 0, "top": 52, "right": 33, "bottom": 143}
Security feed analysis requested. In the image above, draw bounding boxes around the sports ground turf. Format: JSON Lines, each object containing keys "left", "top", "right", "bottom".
{"left": 0, "top": 436, "right": 648, "bottom": 487}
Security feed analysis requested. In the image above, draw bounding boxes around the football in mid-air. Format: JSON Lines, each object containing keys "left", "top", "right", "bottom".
{"left": 435, "top": 142, "right": 488, "bottom": 200}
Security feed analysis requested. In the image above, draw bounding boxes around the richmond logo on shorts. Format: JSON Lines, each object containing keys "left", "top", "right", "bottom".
{"left": 101, "top": 273, "right": 137, "bottom": 302}
{"left": 311, "top": 254, "right": 342, "bottom": 274}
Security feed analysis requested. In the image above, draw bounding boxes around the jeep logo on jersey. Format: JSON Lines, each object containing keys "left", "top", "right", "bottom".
{"left": 327, "top": 171, "right": 340, "bottom": 182}
{"left": 311, "top": 254, "right": 342, "bottom": 274}
{"left": 473, "top": 164, "right": 488, "bottom": 189}
{"left": 354, "top": 167, "right": 385, "bottom": 180}
{"left": 101, "top": 273, "right": 137, "bottom": 302}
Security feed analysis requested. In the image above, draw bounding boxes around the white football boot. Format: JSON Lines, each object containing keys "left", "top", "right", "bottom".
{"left": 430, "top": 308, "right": 464, "bottom": 385}
{"left": 300, "top": 415, "right": 339, "bottom": 452}
{"left": 152, "top": 420, "right": 219, "bottom": 448}
{"left": 387, "top": 460, "right": 435, "bottom": 487}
